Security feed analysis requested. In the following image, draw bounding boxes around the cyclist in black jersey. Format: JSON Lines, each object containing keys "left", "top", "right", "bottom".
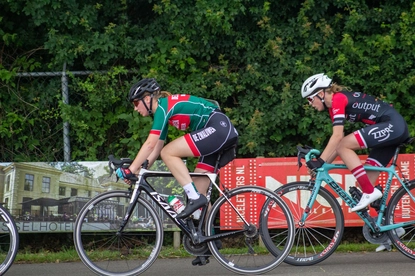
{"left": 115, "top": 78, "right": 239, "bottom": 220}
{"left": 301, "top": 73, "right": 409, "bottom": 212}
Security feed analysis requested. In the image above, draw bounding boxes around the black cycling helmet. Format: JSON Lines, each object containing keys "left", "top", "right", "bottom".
{"left": 128, "top": 78, "right": 160, "bottom": 102}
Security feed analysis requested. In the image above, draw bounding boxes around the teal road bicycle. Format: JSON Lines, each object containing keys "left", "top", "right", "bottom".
{"left": 268, "top": 137, "right": 415, "bottom": 266}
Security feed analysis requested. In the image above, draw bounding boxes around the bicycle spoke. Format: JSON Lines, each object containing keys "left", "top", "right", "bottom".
{"left": 386, "top": 181, "right": 415, "bottom": 260}
{"left": 74, "top": 192, "right": 163, "bottom": 276}
{"left": 206, "top": 186, "right": 295, "bottom": 274}
{"left": 0, "top": 207, "right": 19, "bottom": 275}
{"left": 274, "top": 182, "right": 344, "bottom": 266}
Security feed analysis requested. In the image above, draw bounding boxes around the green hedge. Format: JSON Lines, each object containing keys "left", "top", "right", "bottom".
{"left": 1, "top": 0, "right": 415, "bottom": 162}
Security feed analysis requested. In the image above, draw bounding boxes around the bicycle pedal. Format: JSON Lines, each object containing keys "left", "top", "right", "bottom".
{"left": 191, "top": 256, "right": 210, "bottom": 266}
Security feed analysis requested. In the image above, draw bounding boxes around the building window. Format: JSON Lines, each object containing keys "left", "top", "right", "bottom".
{"left": 71, "top": 188, "right": 78, "bottom": 196}
{"left": 42, "top": 177, "right": 51, "bottom": 193}
{"left": 5, "top": 175, "right": 11, "bottom": 192}
{"left": 59, "top": 187, "right": 66, "bottom": 196}
{"left": 24, "top": 174, "right": 34, "bottom": 191}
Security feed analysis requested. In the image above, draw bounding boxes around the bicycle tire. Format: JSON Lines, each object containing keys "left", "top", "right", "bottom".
{"left": 385, "top": 180, "right": 415, "bottom": 260}
{"left": 0, "top": 206, "right": 19, "bottom": 275}
{"left": 271, "top": 181, "right": 344, "bottom": 266}
{"left": 73, "top": 191, "right": 163, "bottom": 276}
{"left": 205, "top": 186, "right": 295, "bottom": 274}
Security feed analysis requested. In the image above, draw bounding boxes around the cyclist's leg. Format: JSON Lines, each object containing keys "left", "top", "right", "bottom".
{"left": 162, "top": 111, "right": 238, "bottom": 218}
{"left": 160, "top": 137, "right": 194, "bottom": 185}
{"left": 337, "top": 133, "right": 379, "bottom": 200}
{"left": 161, "top": 138, "right": 209, "bottom": 218}
{"left": 336, "top": 133, "right": 373, "bottom": 192}
{"left": 188, "top": 116, "right": 238, "bottom": 265}
{"left": 161, "top": 110, "right": 236, "bottom": 186}
{"left": 337, "top": 126, "right": 400, "bottom": 210}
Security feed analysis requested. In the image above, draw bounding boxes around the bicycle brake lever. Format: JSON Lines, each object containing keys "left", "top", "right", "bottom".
{"left": 108, "top": 155, "right": 115, "bottom": 176}
{"left": 297, "top": 145, "right": 310, "bottom": 169}
{"left": 108, "top": 154, "right": 133, "bottom": 182}
{"left": 297, "top": 153, "right": 303, "bottom": 169}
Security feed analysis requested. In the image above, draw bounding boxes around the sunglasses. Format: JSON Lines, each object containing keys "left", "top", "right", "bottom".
{"left": 132, "top": 100, "right": 140, "bottom": 107}
{"left": 307, "top": 90, "right": 325, "bottom": 104}
{"left": 307, "top": 95, "right": 317, "bottom": 104}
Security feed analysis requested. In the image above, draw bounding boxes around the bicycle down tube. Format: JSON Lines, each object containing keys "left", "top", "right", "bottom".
{"left": 128, "top": 169, "right": 250, "bottom": 244}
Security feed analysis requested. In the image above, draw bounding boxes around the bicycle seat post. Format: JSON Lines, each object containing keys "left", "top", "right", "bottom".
{"left": 391, "top": 137, "right": 415, "bottom": 166}
{"left": 390, "top": 146, "right": 401, "bottom": 166}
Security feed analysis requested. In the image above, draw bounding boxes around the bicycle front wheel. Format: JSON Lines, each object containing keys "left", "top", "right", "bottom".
{"left": 386, "top": 180, "right": 415, "bottom": 260}
{"left": 271, "top": 181, "right": 344, "bottom": 266}
{"left": 73, "top": 191, "right": 163, "bottom": 276}
{"left": 0, "top": 206, "right": 19, "bottom": 275}
{"left": 205, "top": 186, "right": 295, "bottom": 274}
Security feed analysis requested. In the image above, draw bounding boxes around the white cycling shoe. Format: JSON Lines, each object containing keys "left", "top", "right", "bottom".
{"left": 376, "top": 227, "right": 406, "bottom": 252}
{"left": 350, "top": 188, "right": 382, "bottom": 212}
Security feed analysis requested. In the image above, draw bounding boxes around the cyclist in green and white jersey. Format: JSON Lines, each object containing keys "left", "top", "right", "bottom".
{"left": 116, "top": 78, "right": 239, "bottom": 219}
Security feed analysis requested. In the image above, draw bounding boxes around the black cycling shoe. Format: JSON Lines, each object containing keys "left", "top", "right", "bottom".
{"left": 191, "top": 240, "right": 222, "bottom": 266}
{"left": 176, "top": 195, "right": 207, "bottom": 219}
{"left": 192, "top": 255, "right": 210, "bottom": 266}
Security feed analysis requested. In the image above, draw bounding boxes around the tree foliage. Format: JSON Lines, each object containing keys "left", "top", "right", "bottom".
{"left": 1, "top": 0, "right": 415, "bottom": 162}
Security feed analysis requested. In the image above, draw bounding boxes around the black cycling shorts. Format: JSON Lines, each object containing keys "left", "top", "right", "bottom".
{"left": 354, "top": 109, "right": 409, "bottom": 166}
{"left": 184, "top": 110, "right": 238, "bottom": 172}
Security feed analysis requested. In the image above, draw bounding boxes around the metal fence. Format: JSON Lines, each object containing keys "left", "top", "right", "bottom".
{"left": 0, "top": 64, "right": 115, "bottom": 162}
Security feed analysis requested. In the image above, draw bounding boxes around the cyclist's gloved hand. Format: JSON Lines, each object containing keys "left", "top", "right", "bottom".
{"left": 116, "top": 167, "right": 134, "bottom": 180}
{"left": 306, "top": 158, "right": 325, "bottom": 170}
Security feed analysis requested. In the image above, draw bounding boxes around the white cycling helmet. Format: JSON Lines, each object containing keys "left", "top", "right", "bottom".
{"left": 301, "top": 73, "right": 332, "bottom": 98}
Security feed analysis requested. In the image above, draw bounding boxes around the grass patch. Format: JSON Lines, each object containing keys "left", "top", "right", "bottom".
{"left": 11, "top": 242, "right": 395, "bottom": 264}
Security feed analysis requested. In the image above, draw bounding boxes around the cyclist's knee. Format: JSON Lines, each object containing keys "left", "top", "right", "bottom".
{"left": 337, "top": 136, "right": 360, "bottom": 153}
{"left": 160, "top": 146, "right": 173, "bottom": 162}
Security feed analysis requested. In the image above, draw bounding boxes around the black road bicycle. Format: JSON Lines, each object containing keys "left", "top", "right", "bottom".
{"left": 0, "top": 204, "right": 19, "bottom": 275}
{"left": 73, "top": 149, "right": 295, "bottom": 275}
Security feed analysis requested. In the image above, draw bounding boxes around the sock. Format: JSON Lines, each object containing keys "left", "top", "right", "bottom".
{"left": 351, "top": 165, "right": 374, "bottom": 194}
{"left": 183, "top": 182, "right": 200, "bottom": 200}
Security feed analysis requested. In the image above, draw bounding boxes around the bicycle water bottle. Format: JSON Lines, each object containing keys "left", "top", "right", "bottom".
{"left": 349, "top": 186, "right": 362, "bottom": 201}
{"left": 192, "top": 208, "right": 202, "bottom": 220}
{"left": 168, "top": 195, "right": 185, "bottom": 214}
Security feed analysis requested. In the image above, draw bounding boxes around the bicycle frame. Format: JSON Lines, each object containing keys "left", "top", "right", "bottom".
{"left": 120, "top": 169, "right": 249, "bottom": 245}
{"left": 303, "top": 149, "right": 415, "bottom": 233}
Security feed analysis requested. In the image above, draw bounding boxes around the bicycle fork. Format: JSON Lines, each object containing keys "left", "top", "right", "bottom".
{"left": 117, "top": 184, "right": 142, "bottom": 232}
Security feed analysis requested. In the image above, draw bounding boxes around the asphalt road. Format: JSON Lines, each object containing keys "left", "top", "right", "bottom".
{"left": 6, "top": 251, "right": 415, "bottom": 276}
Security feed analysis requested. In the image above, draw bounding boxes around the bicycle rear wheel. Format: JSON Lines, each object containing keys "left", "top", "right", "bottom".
{"left": 205, "top": 186, "right": 295, "bottom": 274}
{"left": 73, "top": 191, "right": 163, "bottom": 276}
{"left": 386, "top": 180, "right": 415, "bottom": 260}
{"left": 270, "top": 182, "right": 344, "bottom": 266}
{"left": 0, "top": 206, "right": 19, "bottom": 275}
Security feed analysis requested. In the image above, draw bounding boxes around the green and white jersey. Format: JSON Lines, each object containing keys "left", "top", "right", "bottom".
{"left": 150, "top": 94, "right": 218, "bottom": 140}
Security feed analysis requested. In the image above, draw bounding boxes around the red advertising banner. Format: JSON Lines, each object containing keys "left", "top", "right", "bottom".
{"left": 220, "top": 154, "right": 415, "bottom": 228}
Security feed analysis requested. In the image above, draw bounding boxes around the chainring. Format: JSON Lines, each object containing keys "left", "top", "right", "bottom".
{"left": 182, "top": 235, "right": 209, "bottom": 256}
{"left": 362, "top": 221, "right": 389, "bottom": 244}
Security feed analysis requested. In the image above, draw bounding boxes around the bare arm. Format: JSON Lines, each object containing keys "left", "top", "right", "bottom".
{"left": 129, "top": 134, "right": 160, "bottom": 173}
{"left": 320, "top": 125, "right": 344, "bottom": 163}
{"left": 147, "top": 139, "right": 165, "bottom": 168}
